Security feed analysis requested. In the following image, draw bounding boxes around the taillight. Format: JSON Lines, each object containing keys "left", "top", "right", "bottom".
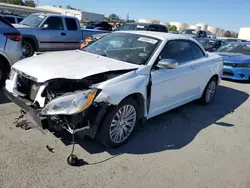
{"left": 4, "top": 33, "right": 22, "bottom": 41}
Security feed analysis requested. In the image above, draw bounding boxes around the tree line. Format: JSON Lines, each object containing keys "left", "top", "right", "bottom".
{"left": 1, "top": 0, "right": 36, "bottom": 7}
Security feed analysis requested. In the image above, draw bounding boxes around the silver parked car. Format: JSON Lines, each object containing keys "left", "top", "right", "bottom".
{"left": 0, "top": 15, "right": 23, "bottom": 87}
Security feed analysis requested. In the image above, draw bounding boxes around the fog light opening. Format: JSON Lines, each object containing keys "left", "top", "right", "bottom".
{"left": 239, "top": 74, "right": 245, "bottom": 78}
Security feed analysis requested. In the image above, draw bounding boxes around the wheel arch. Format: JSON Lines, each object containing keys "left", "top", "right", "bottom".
{"left": 201, "top": 74, "right": 220, "bottom": 95}
{"left": 22, "top": 35, "right": 39, "bottom": 50}
{"left": 211, "top": 74, "right": 219, "bottom": 83}
{"left": 122, "top": 92, "right": 146, "bottom": 121}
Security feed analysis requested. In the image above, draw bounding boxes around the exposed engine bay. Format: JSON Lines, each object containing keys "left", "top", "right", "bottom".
{"left": 11, "top": 69, "right": 134, "bottom": 137}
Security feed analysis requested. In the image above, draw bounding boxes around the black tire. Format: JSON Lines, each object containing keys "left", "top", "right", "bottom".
{"left": 199, "top": 77, "right": 218, "bottom": 105}
{"left": 96, "top": 98, "right": 140, "bottom": 148}
{"left": 22, "top": 39, "right": 35, "bottom": 57}
{"left": 0, "top": 59, "right": 8, "bottom": 88}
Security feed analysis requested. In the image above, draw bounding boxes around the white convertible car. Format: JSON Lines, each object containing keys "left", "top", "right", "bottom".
{"left": 5, "top": 31, "right": 223, "bottom": 148}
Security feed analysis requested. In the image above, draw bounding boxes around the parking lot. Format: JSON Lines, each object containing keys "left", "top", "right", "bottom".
{"left": 0, "top": 80, "right": 249, "bottom": 188}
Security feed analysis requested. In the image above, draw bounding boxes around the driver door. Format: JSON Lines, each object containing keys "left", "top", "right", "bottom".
{"left": 148, "top": 40, "right": 200, "bottom": 118}
{"left": 38, "top": 16, "right": 66, "bottom": 51}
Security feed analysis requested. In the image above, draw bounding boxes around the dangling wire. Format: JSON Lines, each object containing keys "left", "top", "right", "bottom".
{"left": 70, "top": 123, "right": 76, "bottom": 155}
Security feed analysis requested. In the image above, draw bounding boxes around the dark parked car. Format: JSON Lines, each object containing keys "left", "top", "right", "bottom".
{"left": 115, "top": 22, "right": 168, "bottom": 32}
{"left": 180, "top": 29, "right": 208, "bottom": 38}
{"left": 0, "top": 14, "right": 23, "bottom": 24}
{"left": 195, "top": 38, "right": 225, "bottom": 52}
{"left": 92, "top": 21, "right": 113, "bottom": 31}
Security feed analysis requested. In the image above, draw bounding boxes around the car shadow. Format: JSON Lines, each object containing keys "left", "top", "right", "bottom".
{"left": 0, "top": 89, "right": 10, "bottom": 104}
{"left": 53, "top": 85, "right": 249, "bottom": 155}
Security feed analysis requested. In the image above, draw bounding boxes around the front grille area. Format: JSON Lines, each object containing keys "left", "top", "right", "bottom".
{"left": 223, "top": 62, "right": 236, "bottom": 67}
{"left": 16, "top": 74, "right": 40, "bottom": 101}
{"left": 223, "top": 69, "right": 234, "bottom": 76}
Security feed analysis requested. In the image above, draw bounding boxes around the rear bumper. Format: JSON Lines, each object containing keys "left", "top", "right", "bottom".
{"left": 222, "top": 66, "right": 250, "bottom": 81}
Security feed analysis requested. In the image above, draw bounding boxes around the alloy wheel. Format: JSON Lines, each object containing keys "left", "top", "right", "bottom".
{"left": 22, "top": 41, "right": 33, "bottom": 57}
{"left": 205, "top": 80, "right": 216, "bottom": 103}
{"left": 109, "top": 105, "right": 137, "bottom": 144}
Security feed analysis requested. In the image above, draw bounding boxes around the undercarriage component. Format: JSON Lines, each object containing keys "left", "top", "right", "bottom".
{"left": 65, "top": 121, "right": 90, "bottom": 134}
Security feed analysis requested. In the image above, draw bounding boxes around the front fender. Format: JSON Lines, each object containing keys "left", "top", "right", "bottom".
{"left": 95, "top": 74, "right": 148, "bottom": 106}
{"left": 22, "top": 34, "right": 39, "bottom": 50}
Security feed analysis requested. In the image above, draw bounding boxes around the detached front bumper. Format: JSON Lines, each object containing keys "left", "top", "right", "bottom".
{"left": 4, "top": 88, "right": 48, "bottom": 129}
{"left": 222, "top": 66, "right": 250, "bottom": 81}
{"left": 4, "top": 88, "right": 108, "bottom": 138}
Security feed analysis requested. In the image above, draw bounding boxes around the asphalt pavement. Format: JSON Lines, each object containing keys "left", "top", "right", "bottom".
{"left": 0, "top": 80, "right": 250, "bottom": 188}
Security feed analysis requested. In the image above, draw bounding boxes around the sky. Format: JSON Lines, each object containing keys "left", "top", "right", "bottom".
{"left": 38, "top": 0, "right": 250, "bottom": 32}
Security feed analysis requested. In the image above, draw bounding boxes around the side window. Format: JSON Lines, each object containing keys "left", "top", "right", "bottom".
{"left": 189, "top": 41, "right": 205, "bottom": 59}
{"left": 42, "top": 17, "right": 64, "bottom": 30}
{"left": 17, "top": 18, "right": 23, "bottom": 23}
{"left": 65, "top": 18, "right": 78, "bottom": 30}
{"left": 4, "top": 17, "right": 15, "bottom": 24}
{"left": 159, "top": 40, "right": 193, "bottom": 64}
{"left": 148, "top": 25, "right": 158, "bottom": 32}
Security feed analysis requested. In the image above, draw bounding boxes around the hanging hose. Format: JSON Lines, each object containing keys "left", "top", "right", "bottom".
{"left": 67, "top": 123, "right": 79, "bottom": 166}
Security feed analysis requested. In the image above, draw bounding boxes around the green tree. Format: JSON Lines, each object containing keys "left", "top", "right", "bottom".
{"left": 66, "top": 5, "right": 76, "bottom": 10}
{"left": 127, "top": 20, "right": 135, "bottom": 23}
{"left": 224, "top": 30, "right": 232, "bottom": 37}
{"left": 108, "top": 13, "right": 120, "bottom": 22}
{"left": 104, "top": 16, "right": 110, "bottom": 22}
{"left": 4, "top": 0, "right": 36, "bottom": 7}
{"left": 168, "top": 25, "right": 177, "bottom": 32}
{"left": 23, "top": 0, "right": 35, "bottom": 7}
{"left": 6, "top": 0, "right": 23, "bottom": 5}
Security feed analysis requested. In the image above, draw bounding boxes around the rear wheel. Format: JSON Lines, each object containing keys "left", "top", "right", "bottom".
{"left": 96, "top": 98, "right": 139, "bottom": 148}
{"left": 199, "top": 77, "right": 218, "bottom": 105}
{"left": 22, "top": 40, "right": 35, "bottom": 57}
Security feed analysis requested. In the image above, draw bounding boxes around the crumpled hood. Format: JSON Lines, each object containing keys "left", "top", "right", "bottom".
{"left": 13, "top": 50, "right": 140, "bottom": 82}
{"left": 216, "top": 52, "right": 250, "bottom": 64}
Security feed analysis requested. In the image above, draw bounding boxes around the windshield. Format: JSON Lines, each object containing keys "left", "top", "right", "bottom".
{"left": 20, "top": 14, "right": 46, "bottom": 27}
{"left": 217, "top": 43, "right": 250, "bottom": 55}
{"left": 115, "top": 24, "right": 147, "bottom": 31}
{"left": 83, "top": 33, "right": 160, "bottom": 65}
{"left": 197, "top": 39, "right": 217, "bottom": 48}
{"left": 180, "top": 29, "right": 195, "bottom": 34}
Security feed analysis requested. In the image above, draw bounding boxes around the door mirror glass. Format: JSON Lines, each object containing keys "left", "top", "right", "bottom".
{"left": 157, "top": 59, "right": 178, "bottom": 69}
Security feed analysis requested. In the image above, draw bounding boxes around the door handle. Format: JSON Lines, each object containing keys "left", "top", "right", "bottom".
{"left": 61, "top": 32, "right": 66, "bottom": 36}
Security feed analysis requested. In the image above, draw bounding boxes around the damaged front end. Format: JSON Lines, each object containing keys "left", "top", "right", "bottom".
{"left": 5, "top": 70, "right": 131, "bottom": 138}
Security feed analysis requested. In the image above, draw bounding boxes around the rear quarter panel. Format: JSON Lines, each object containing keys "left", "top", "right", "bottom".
{"left": 198, "top": 53, "right": 223, "bottom": 95}
{"left": 5, "top": 39, "right": 22, "bottom": 65}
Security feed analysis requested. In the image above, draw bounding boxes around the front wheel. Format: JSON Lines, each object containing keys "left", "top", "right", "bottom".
{"left": 199, "top": 77, "right": 218, "bottom": 105}
{"left": 96, "top": 98, "right": 139, "bottom": 148}
{"left": 22, "top": 40, "right": 35, "bottom": 58}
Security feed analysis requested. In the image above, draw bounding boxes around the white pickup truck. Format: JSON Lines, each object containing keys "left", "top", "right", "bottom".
{"left": 14, "top": 13, "right": 109, "bottom": 57}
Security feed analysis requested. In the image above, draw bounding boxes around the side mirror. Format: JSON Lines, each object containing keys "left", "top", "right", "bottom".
{"left": 157, "top": 59, "right": 178, "bottom": 69}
